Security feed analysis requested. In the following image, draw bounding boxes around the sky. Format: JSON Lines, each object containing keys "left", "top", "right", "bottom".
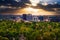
{"left": 41, "top": 0, "right": 60, "bottom": 2}
{"left": 0, "top": 0, "right": 60, "bottom": 4}
{"left": 15, "top": 0, "right": 60, "bottom": 2}
{"left": 0, "top": 0, "right": 60, "bottom": 15}
{"left": 39, "top": 0, "right": 60, "bottom": 4}
{"left": 0, "top": 0, "right": 60, "bottom": 7}
{"left": 15, "top": 0, "right": 60, "bottom": 4}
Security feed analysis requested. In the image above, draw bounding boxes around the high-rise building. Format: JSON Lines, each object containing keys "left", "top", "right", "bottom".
{"left": 26, "top": 14, "right": 32, "bottom": 21}
{"left": 32, "top": 16, "right": 40, "bottom": 22}
{"left": 38, "top": 16, "right": 43, "bottom": 21}
{"left": 22, "top": 14, "right": 27, "bottom": 20}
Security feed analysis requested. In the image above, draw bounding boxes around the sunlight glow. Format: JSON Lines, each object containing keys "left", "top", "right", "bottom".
{"left": 24, "top": 7, "right": 39, "bottom": 13}
{"left": 30, "top": 0, "right": 40, "bottom": 6}
{"left": 42, "top": 2, "right": 48, "bottom": 6}
{"left": 14, "top": 6, "right": 55, "bottom": 15}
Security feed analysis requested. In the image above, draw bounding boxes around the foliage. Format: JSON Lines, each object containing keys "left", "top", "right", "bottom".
{"left": 0, "top": 20, "right": 60, "bottom": 40}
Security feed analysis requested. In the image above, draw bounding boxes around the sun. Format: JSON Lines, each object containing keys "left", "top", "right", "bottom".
{"left": 30, "top": 0, "right": 40, "bottom": 6}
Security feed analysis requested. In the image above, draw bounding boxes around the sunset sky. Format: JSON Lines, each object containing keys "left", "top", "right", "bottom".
{"left": 17, "top": 0, "right": 60, "bottom": 3}
{"left": 0, "top": 0, "right": 60, "bottom": 15}
{"left": 0, "top": 0, "right": 60, "bottom": 4}
{"left": 0, "top": 0, "right": 60, "bottom": 7}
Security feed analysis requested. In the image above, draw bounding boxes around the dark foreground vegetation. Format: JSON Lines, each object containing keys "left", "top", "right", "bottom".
{"left": 0, "top": 20, "right": 60, "bottom": 40}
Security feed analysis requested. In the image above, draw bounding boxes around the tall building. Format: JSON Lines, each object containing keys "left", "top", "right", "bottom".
{"left": 22, "top": 14, "right": 27, "bottom": 20}
{"left": 32, "top": 16, "right": 40, "bottom": 22}
{"left": 26, "top": 14, "right": 32, "bottom": 21}
{"left": 38, "top": 16, "right": 43, "bottom": 21}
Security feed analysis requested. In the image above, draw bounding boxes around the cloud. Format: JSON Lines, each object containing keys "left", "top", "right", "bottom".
{"left": 0, "top": 0, "right": 30, "bottom": 7}
{"left": 42, "top": 0, "right": 60, "bottom": 2}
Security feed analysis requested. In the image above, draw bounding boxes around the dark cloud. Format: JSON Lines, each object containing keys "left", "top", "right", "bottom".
{"left": 0, "top": 0, "right": 60, "bottom": 7}
{"left": 0, "top": 0, "right": 30, "bottom": 7}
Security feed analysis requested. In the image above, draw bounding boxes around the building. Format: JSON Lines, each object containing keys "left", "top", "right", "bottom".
{"left": 43, "top": 16, "right": 50, "bottom": 22}
{"left": 32, "top": 16, "right": 40, "bottom": 22}
{"left": 22, "top": 14, "right": 27, "bottom": 20}
{"left": 38, "top": 16, "right": 43, "bottom": 21}
{"left": 15, "top": 17, "right": 22, "bottom": 22}
{"left": 49, "top": 16, "right": 60, "bottom": 22}
{"left": 26, "top": 14, "right": 32, "bottom": 21}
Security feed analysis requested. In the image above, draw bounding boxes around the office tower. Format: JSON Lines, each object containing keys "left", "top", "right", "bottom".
{"left": 22, "top": 14, "right": 27, "bottom": 20}
{"left": 38, "top": 16, "right": 43, "bottom": 21}
{"left": 32, "top": 16, "right": 40, "bottom": 22}
{"left": 26, "top": 14, "right": 32, "bottom": 21}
